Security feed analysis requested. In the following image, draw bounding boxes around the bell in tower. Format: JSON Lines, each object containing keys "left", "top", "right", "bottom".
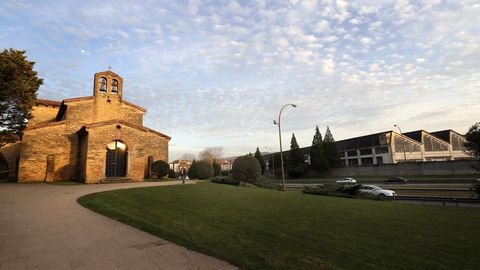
{"left": 93, "top": 70, "right": 123, "bottom": 100}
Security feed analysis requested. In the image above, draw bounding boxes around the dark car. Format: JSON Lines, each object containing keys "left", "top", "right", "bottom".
{"left": 384, "top": 177, "right": 407, "bottom": 184}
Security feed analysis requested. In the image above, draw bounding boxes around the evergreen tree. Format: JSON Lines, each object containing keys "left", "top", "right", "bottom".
{"left": 254, "top": 147, "right": 266, "bottom": 175}
{"left": 310, "top": 126, "right": 329, "bottom": 173}
{"left": 187, "top": 159, "right": 199, "bottom": 179}
{"left": 287, "top": 133, "right": 305, "bottom": 178}
{"left": 323, "top": 126, "right": 340, "bottom": 168}
{"left": 0, "top": 49, "right": 43, "bottom": 137}
{"left": 465, "top": 122, "right": 480, "bottom": 159}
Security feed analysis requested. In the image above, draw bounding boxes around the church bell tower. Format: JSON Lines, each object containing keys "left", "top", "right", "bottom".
{"left": 93, "top": 70, "right": 124, "bottom": 100}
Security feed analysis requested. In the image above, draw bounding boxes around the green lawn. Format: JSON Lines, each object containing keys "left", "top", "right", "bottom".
{"left": 78, "top": 183, "right": 480, "bottom": 270}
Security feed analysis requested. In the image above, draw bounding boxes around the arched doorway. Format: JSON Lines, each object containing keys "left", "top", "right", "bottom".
{"left": 106, "top": 140, "right": 127, "bottom": 177}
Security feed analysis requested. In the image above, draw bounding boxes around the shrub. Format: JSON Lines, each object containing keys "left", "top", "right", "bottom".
{"left": 168, "top": 169, "right": 176, "bottom": 178}
{"left": 197, "top": 160, "right": 214, "bottom": 180}
{"left": 211, "top": 175, "right": 240, "bottom": 186}
{"left": 472, "top": 182, "right": 480, "bottom": 198}
{"left": 188, "top": 159, "right": 199, "bottom": 179}
{"left": 302, "top": 184, "right": 383, "bottom": 200}
{"left": 220, "top": 170, "right": 230, "bottom": 176}
{"left": 151, "top": 160, "right": 169, "bottom": 178}
{"left": 212, "top": 161, "right": 221, "bottom": 176}
{"left": 255, "top": 177, "right": 282, "bottom": 190}
{"left": 338, "top": 184, "right": 362, "bottom": 196}
{"left": 232, "top": 155, "right": 261, "bottom": 183}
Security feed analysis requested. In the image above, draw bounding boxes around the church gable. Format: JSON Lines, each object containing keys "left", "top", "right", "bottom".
{"left": 58, "top": 96, "right": 145, "bottom": 127}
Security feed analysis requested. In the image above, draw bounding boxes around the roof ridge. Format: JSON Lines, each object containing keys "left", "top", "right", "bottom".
{"left": 84, "top": 119, "right": 170, "bottom": 140}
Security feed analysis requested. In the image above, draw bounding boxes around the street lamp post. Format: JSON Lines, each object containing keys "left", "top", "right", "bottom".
{"left": 264, "top": 147, "right": 274, "bottom": 181}
{"left": 394, "top": 124, "right": 408, "bottom": 176}
{"left": 274, "top": 104, "right": 297, "bottom": 191}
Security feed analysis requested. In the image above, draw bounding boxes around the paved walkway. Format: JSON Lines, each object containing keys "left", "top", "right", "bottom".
{"left": 0, "top": 181, "right": 238, "bottom": 270}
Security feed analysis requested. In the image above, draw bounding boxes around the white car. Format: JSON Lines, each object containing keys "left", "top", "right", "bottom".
{"left": 336, "top": 177, "right": 357, "bottom": 184}
{"left": 358, "top": 185, "right": 396, "bottom": 197}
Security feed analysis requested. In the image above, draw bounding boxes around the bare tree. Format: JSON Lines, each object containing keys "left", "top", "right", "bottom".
{"left": 179, "top": 153, "right": 196, "bottom": 161}
{"left": 198, "top": 147, "right": 223, "bottom": 163}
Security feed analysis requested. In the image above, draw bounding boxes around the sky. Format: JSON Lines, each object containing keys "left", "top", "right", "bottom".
{"left": 1, "top": 0, "right": 479, "bottom": 160}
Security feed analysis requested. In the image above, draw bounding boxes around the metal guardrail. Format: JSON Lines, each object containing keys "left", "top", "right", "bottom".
{"left": 274, "top": 178, "right": 479, "bottom": 184}
{"left": 393, "top": 195, "right": 479, "bottom": 205}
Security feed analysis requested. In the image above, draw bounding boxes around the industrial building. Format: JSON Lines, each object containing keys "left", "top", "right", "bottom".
{"left": 263, "top": 129, "right": 472, "bottom": 168}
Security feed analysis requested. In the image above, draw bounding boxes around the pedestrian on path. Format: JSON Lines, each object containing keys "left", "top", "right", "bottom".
{"left": 179, "top": 167, "right": 187, "bottom": 184}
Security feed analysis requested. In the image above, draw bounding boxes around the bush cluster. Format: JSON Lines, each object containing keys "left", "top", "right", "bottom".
{"left": 232, "top": 155, "right": 261, "bottom": 183}
{"left": 302, "top": 184, "right": 382, "bottom": 200}
{"left": 254, "top": 177, "right": 282, "bottom": 190}
{"left": 211, "top": 175, "right": 240, "bottom": 186}
{"left": 472, "top": 182, "right": 480, "bottom": 197}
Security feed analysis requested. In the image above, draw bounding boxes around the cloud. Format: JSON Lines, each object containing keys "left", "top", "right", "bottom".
{"left": 1, "top": 0, "right": 478, "bottom": 158}
{"left": 360, "top": 37, "right": 373, "bottom": 46}
{"left": 314, "top": 20, "right": 330, "bottom": 33}
{"left": 322, "top": 58, "right": 335, "bottom": 75}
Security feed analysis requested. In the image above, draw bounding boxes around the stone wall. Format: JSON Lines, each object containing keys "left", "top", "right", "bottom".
{"left": 29, "top": 105, "right": 60, "bottom": 125}
{"left": 330, "top": 160, "right": 479, "bottom": 176}
{"left": 18, "top": 123, "right": 76, "bottom": 182}
{"left": 83, "top": 123, "right": 168, "bottom": 183}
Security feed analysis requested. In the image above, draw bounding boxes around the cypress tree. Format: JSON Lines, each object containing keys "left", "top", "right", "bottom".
{"left": 187, "top": 159, "right": 199, "bottom": 179}
{"left": 287, "top": 133, "right": 304, "bottom": 177}
{"left": 323, "top": 126, "right": 340, "bottom": 168}
{"left": 254, "top": 147, "right": 266, "bottom": 175}
{"left": 310, "top": 126, "right": 329, "bottom": 173}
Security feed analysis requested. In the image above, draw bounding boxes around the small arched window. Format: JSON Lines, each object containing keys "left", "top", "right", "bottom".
{"left": 99, "top": 77, "right": 107, "bottom": 93}
{"left": 111, "top": 79, "right": 118, "bottom": 94}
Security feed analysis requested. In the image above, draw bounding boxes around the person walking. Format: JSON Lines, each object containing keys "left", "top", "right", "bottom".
{"left": 179, "top": 166, "right": 187, "bottom": 184}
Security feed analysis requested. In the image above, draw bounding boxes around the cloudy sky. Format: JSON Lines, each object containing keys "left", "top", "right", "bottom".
{"left": 1, "top": 0, "right": 479, "bottom": 160}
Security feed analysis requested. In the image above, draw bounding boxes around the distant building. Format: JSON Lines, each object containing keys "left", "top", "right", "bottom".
{"left": 262, "top": 129, "right": 472, "bottom": 168}
{"left": 218, "top": 159, "right": 234, "bottom": 171}
{"left": 169, "top": 158, "right": 234, "bottom": 173}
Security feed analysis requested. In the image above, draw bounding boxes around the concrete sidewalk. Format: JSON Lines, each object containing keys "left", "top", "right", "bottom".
{"left": 0, "top": 181, "right": 237, "bottom": 270}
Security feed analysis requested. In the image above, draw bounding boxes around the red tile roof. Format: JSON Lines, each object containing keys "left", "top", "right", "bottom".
{"left": 34, "top": 99, "right": 62, "bottom": 107}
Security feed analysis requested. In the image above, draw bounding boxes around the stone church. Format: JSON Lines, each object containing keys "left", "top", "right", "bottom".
{"left": 12, "top": 70, "right": 170, "bottom": 183}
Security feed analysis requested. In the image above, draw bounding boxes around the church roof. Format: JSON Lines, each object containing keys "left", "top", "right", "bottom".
{"left": 83, "top": 119, "right": 171, "bottom": 140}
{"left": 25, "top": 120, "right": 66, "bottom": 130}
{"left": 34, "top": 99, "right": 62, "bottom": 107}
